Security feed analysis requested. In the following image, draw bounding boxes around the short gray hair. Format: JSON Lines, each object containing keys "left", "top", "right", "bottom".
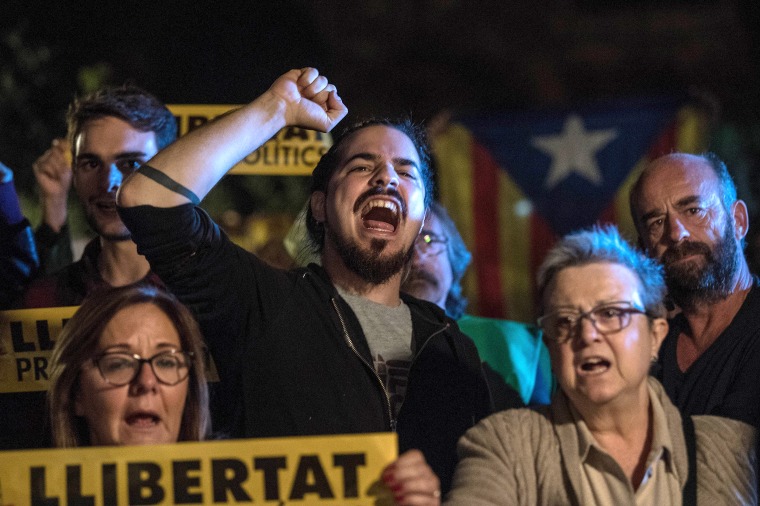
{"left": 537, "top": 225, "right": 666, "bottom": 317}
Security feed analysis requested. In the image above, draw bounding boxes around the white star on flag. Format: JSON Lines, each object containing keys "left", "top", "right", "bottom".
{"left": 531, "top": 114, "right": 618, "bottom": 189}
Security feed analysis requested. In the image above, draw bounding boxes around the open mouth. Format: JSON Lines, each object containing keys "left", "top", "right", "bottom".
{"left": 579, "top": 357, "right": 611, "bottom": 374}
{"left": 125, "top": 412, "right": 160, "bottom": 427}
{"left": 361, "top": 200, "right": 400, "bottom": 232}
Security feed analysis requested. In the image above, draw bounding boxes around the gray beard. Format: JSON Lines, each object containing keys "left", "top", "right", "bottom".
{"left": 662, "top": 220, "right": 739, "bottom": 310}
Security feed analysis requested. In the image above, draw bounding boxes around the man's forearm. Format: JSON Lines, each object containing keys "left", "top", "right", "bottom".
{"left": 117, "top": 67, "right": 346, "bottom": 210}
{"left": 119, "top": 92, "right": 287, "bottom": 209}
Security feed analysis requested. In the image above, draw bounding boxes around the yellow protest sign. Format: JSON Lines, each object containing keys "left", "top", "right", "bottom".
{"left": 0, "top": 306, "right": 77, "bottom": 393}
{"left": 0, "top": 307, "right": 219, "bottom": 393}
{"left": 0, "top": 433, "right": 397, "bottom": 505}
{"left": 168, "top": 105, "right": 332, "bottom": 176}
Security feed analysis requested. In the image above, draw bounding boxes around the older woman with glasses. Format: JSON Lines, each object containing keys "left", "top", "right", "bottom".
{"left": 48, "top": 284, "right": 210, "bottom": 447}
{"left": 445, "top": 226, "right": 756, "bottom": 505}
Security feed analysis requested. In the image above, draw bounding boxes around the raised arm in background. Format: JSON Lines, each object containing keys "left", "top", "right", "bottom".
{"left": 32, "top": 138, "right": 74, "bottom": 273}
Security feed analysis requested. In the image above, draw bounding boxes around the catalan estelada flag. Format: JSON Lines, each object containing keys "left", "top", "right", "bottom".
{"left": 432, "top": 98, "right": 709, "bottom": 322}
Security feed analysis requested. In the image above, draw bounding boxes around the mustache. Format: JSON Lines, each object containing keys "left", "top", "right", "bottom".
{"left": 353, "top": 186, "right": 407, "bottom": 217}
{"left": 661, "top": 240, "right": 713, "bottom": 265}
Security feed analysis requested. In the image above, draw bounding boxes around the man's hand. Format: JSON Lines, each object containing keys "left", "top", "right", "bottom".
{"left": 381, "top": 449, "right": 441, "bottom": 506}
{"left": 267, "top": 67, "right": 347, "bottom": 133}
{"left": 33, "top": 138, "right": 72, "bottom": 231}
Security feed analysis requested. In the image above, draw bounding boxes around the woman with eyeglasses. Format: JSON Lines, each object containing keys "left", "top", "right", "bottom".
{"left": 445, "top": 225, "right": 756, "bottom": 505}
{"left": 48, "top": 285, "right": 210, "bottom": 447}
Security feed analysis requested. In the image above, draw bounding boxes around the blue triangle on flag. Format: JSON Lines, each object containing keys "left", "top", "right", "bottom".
{"left": 457, "top": 97, "right": 682, "bottom": 236}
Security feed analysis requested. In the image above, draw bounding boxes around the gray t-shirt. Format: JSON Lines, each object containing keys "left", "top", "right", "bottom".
{"left": 337, "top": 287, "right": 413, "bottom": 417}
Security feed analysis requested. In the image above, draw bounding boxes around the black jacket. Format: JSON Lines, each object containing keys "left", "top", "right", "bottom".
{"left": 120, "top": 203, "right": 493, "bottom": 492}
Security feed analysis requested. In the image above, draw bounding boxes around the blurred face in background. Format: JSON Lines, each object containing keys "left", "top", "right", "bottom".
{"left": 402, "top": 212, "right": 452, "bottom": 309}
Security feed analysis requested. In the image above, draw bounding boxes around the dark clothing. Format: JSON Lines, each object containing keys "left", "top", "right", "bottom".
{"left": 119, "top": 203, "right": 493, "bottom": 493}
{"left": 654, "top": 277, "right": 760, "bottom": 428}
{"left": 0, "top": 219, "right": 39, "bottom": 309}
{"left": 34, "top": 222, "right": 73, "bottom": 277}
{"left": 0, "top": 221, "right": 73, "bottom": 309}
{"left": 23, "top": 237, "right": 163, "bottom": 308}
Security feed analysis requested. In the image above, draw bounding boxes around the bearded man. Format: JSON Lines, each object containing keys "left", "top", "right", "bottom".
{"left": 630, "top": 152, "right": 760, "bottom": 428}
{"left": 118, "top": 68, "right": 491, "bottom": 499}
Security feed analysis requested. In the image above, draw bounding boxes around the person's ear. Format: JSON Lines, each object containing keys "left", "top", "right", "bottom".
{"left": 732, "top": 200, "right": 749, "bottom": 241}
{"left": 650, "top": 317, "right": 668, "bottom": 358}
{"left": 311, "top": 191, "right": 326, "bottom": 223}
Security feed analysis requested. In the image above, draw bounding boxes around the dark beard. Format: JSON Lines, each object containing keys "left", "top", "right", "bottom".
{"left": 327, "top": 225, "right": 413, "bottom": 285}
{"left": 661, "top": 220, "right": 739, "bottom": 310}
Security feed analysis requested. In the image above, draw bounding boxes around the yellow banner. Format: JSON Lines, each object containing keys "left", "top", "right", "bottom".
{"left": 0, "top": 306, "right": 77, "bottom": 393}
{"left": 0, "top": 433, "right": 397, "bottom": 505}
{"left": 168, "top": 105, "right": 332, "bottom": 176}
{"left": 0, "top": 307, "right": 219, "bottom": 393}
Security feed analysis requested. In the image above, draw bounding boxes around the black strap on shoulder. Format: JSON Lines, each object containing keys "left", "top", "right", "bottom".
{"left": 682, "top": 414, "right": 697, "bottom": 505}
{"left": 136, "top": 164, "right": 200, "bottom": 205}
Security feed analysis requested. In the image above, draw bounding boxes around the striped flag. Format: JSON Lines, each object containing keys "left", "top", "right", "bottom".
{"left": 432, "top": 99, "right": 709, "bottom": 322}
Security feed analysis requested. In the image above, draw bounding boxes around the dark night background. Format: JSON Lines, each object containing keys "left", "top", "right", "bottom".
{"left": 3, "top": 0, "right": 760, "bottom": 263}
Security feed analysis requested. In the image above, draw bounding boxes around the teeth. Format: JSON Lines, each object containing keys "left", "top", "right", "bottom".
{"left": 362, "top": 200, "right": 399, "bottom": 217}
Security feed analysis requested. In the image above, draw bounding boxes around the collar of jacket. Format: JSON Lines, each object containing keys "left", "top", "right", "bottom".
{"left": 302, "top": 262, "right": 454, "bottom": 360}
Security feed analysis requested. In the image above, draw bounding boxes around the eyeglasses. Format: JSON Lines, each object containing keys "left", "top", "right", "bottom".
{"left": 93, "top": 350, "right": 193, "bottom": 386}
{"left": 415, "top": 232, "right": 448, "bottom": 256}
{"left": 537, "top": 301, "right": 649, "bottom": 344}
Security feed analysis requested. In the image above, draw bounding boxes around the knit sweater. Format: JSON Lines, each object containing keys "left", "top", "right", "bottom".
{"left": 445, "top": 378, "right": 756, "bottom": 505}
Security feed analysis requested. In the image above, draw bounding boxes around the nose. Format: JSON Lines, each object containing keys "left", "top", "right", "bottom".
{"left": 98, "top": 163, "right": 123, "bottom": 193}
{"left": 576, "top": 315, "right": 601, "bottom": 345}
{"left": 130, "top": 361, "right": 158, "bottom": 393}
{"left": 666, "top": 214, "right": 689, "bottom": 244}
{"left": 411, "top": 242, "right": 426, "bottom": 264}
{"left": 372, "top": 163, "right": 399, "bottom": 189}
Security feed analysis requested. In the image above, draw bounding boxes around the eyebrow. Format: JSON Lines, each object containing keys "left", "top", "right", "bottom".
{"left": 100, "top": 342, "right": 180, "bottom": 353}
{"left": 640, "top": 195, "right": 702, "bottom": 223}
{"left": 547, "top": 300, "right": 635, "bottom": 312}
{"left": 344, "top": 152, "right": 420, "bottom": 170}
{"left": 76, "top": 151, "right": 150, "bottom": 161}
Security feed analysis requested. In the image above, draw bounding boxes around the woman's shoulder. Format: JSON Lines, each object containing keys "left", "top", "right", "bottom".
{"left": 692, "top": 415, "right": 757, "bottom": 504}
{"left": 464, "top": 406, "right": 558, "bottom": 449}
{"left": 693, "top": 415, "right": 755, "bottom": 447}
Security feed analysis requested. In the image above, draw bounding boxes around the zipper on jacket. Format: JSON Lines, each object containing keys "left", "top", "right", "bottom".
{"left": 411, "top": 321, "right": 450, "bottom": 368}
{"left": 331, "top": 297, "right": 396, "bottom": 432}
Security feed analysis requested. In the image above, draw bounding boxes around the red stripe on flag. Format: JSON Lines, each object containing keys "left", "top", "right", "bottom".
{"left": 471, "top": 140, "right": 505, "bottom": 318}
{"left": 598, "top": 203, "right": 617, "bottom": 225}
{"left": 528, "top": 212, "right": 557, "bottom": 316}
